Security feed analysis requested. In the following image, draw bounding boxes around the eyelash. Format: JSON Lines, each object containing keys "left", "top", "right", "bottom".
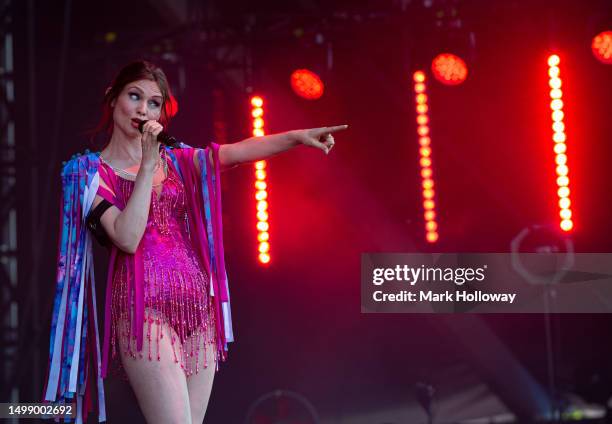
{"left": 129, "top": 92, "right": 161, "bottom": 108}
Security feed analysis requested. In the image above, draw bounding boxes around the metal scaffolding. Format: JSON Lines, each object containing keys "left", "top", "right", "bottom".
{"left": 0, "top": 0, "right": 19, "bottom": 408}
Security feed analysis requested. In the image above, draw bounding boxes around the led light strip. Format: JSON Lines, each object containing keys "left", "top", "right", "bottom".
{"left": 413, "top": 71, "right": 439, "bottom": 243}
{"left": 250, "top": 96, "right": 271, "bottom": 263}
{"left": 547, "top": 55, "right": 573, "bottom": 232}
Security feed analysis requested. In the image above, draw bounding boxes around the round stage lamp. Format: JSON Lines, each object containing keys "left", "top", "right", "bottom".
{"left": 592, "top": 30, "right": 612, "bottom": 64}
{"left": 431, "top": 53, "right": 468, "bottom": 86}
{"left": 290, "top": 69, "right": 324, "bottom": 100}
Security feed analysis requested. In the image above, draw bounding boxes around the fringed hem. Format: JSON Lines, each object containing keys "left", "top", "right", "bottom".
{"left": 109, "top": 253, "right": 220, "bottom": 378}
{"left": 109, "top": 307, "right": 220, "bottom": 380}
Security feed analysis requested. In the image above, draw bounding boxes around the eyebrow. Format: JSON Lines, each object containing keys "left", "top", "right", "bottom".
{"left": 127, "top": 85, "right": 163, "bottom": 100}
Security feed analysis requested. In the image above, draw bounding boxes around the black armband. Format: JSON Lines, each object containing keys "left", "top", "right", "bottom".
{"left": 86, "top": 199, "right": 113, "bottom": 247}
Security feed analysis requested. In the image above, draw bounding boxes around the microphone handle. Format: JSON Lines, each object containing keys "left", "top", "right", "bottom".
{"left": 157, "top": 132, "right": 179, "bottom": 148}
{"left": 137, "top": 120, "right": 180, "bottom": 148}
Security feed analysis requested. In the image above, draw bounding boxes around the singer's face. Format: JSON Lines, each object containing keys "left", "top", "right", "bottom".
{"left": 112, "top": 79, "right": 163, "bottom": 138}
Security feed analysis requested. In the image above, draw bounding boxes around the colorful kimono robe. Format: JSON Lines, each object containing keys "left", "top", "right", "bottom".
{"left": 42, "top": 144, "right": 233, "bottom": 423}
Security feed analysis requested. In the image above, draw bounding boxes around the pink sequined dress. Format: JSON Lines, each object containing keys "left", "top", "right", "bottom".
{"left": 99, "top": 157, "right": 217, "bottom": 379}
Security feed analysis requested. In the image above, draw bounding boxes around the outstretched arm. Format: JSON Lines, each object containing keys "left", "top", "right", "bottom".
{"left": 218, "top": 125, "right": 348, "bottom": 168}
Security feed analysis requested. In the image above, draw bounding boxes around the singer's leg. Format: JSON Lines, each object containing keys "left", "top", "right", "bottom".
{"left": 185, "top": 335, "right": 216, "bottom": 424}
{"left": 119, "top": 310, "right": 192, "bottom": 424}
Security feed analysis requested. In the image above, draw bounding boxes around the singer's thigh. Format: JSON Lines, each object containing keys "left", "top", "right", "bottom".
{"left": 185, "top": 336, "right": 217, "bottom": 424}
{"left": 119, "top": 312, "right": 192, "bottom": 424}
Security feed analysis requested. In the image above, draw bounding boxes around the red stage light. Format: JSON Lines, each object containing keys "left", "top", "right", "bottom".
{"left": 419, "top": 136, "right": 431, "bottom": 147}
{"left": 556, "top": 165, "right": 568, "bottom": 176}
{"left": 550, "top": 99, "right": 563, "bottom": 110}
{"left": 555, "top": 154, "right": 567, "bottom": 165}
{"left": 416, "top": 93, "right": 428, "bottom": 104}
{"left": 559, "top": 197, "right": 571, "bottom": 209}
{"left": 592, "top": 30, "right": 612, "bottom": 64}
{"left": 253, "top": 118, "right": 265, "bottom": 129}
{"left": 417, "top": 126, "right": 430, "bottom": 136}
{"left": 259, "top": 253, "right": 271, "bottom": 264}
{"left": 560, "top": 209, "right": 572, "bottom": 220}
{"left": 548, "top": 66, "right": 560, "bottom": 78}
{"left": 553, "top": 143, "right": 566, "bottom": 154}
{"left": 414, "top": 71, "right": 439, "bottom": 244}
{"left": 552, "top": 110, "right": 564, "bottom": 122}
{"left": 552, "top": 122, "right": 565, "bottom": 133}
{"left": 423, "top": 200, "right": 435, "bottom": 210}
{"left": 290, "top": 69, "right": 324, "bottom": 100}
{"left": 547, "top": 55, "right": 560, "bottom": 67}
{"left": 417, "top": 115, "right": 429, "bottom": 125}
{"left": 419, "top": 146, "right": 431, "bottom": 157}
{"left": 549, "top": 78, "right": 562, "bottom": 89}
{"left": 547, "top": 55, "right": 573, "bottom": 232}
{"left": 250, "top": 96, "right": 271, "bottom": 263}
{"left": 425, "top": 221, "right": 438, "bottom": 231}
{"left": 431, "top": 53, "right": 468, "bottom": 86}
{"left": 553, "top": 132, "right": 566, "bottom": 143}
{"left": 422, "top": 179, "right": 434, "bottom": 189}
{"left": 558, "top": 186, "right": 570, "bottom": 198}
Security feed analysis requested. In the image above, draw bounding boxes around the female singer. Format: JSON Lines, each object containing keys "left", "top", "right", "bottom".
{"left": 43, "top": 60, "right": 347, "bottom": 423}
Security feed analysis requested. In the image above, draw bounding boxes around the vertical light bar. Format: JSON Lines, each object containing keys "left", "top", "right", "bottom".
{"left": 547, "top": 55, "right": 573, "bottom": 232}
{"left": 413, "top": 71, "right": 439, "bottom": 243}
{"left": 250, "top": 95, "right": 271, "bottom": 264}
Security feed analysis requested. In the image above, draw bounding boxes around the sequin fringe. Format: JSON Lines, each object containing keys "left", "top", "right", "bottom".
{"left": 106, "top": 162, "right": 220, "bottom": 380}
{"left": 109, "top": 258, "right": 219, "bottom": 379}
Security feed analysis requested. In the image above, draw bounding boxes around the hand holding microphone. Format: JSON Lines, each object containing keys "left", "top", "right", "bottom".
{"left": 139, "top": 120, "right": 163, "bottom": 173}
{"left": 135, "top": 118, "right": 179, "bottom": 148}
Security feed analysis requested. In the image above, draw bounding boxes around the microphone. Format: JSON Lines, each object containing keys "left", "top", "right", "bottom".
{"left": 136, "top": 119, "right": 180, "bottom": 148}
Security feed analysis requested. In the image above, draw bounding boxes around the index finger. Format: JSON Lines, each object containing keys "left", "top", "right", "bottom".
{"left": 325, "top": 124, "right": 349, "bottom": 133}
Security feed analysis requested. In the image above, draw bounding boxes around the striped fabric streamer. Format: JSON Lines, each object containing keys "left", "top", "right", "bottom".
{"left": 43, "top": 153, "right": 106, "bottom": 423}
{"left": 197, "top": 147, "right": 233, "bottom": 346}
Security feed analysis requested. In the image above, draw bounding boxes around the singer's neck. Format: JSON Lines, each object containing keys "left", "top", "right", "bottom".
{"left": 102, "top": 131, "right": 142, "bottom": 168}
